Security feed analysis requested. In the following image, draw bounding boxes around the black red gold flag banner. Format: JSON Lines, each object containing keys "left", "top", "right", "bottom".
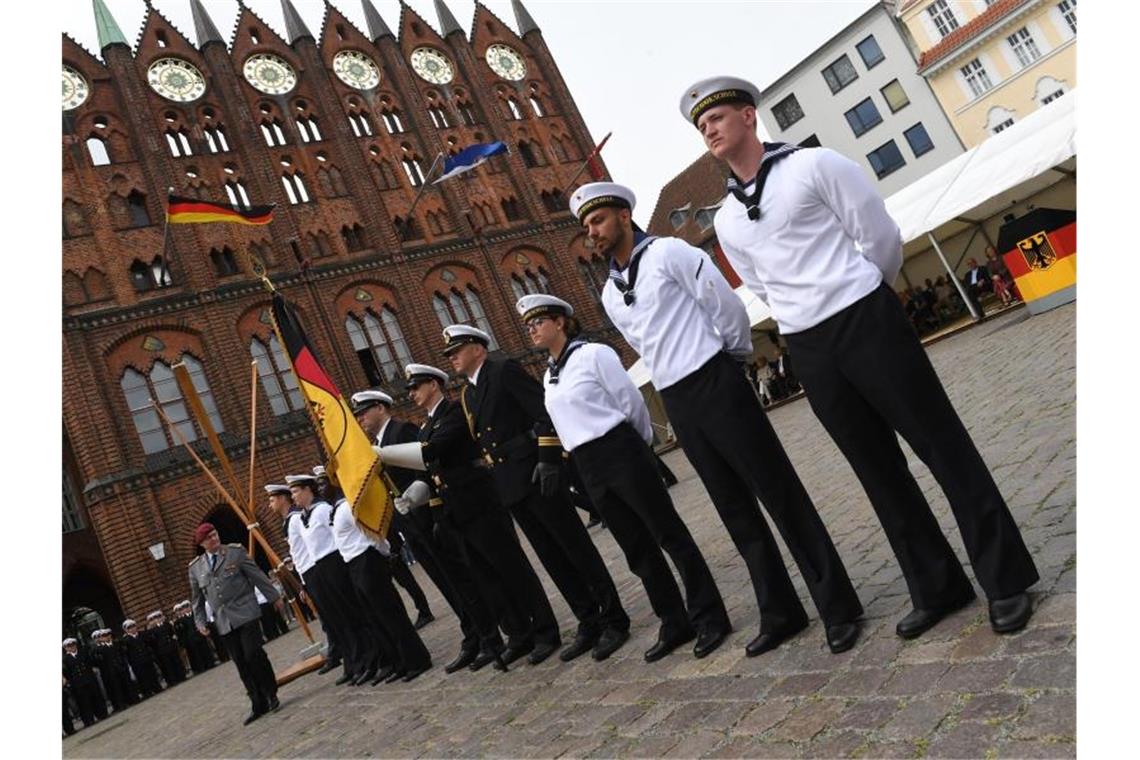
{"left": 270, "top": 293, "right": 393, "bottom": 539}
{"left": 167, "top": 194, "right": 275, "bottom": 225}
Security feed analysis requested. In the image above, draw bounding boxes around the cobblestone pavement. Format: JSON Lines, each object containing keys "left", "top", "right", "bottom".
{"left": 64, "top": 304, "right": 1075, "bottom": 759}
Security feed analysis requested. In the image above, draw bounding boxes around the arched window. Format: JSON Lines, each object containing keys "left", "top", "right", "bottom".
{"left": 126, "top": 190, "right": 151, "bottom": 227}
{"left": 433, "top": 287, "right": 497, "bottom": 349}
{"left": 509, "top": 276, "right": 527, "bottom": 302}
{"left": 986, "top": 106, "right": 1016, "bottom": 135}
{"left": 427, "top": 103, "right": 451, "bottom": 129}
{"left": 501, "top": 196, "right": 524, "bottom": 221}
{"left": 250, "top": 335, "right": 303, "bottom": 416}
{"left": 296, "top": 116, "right": 322, "bottom": 143}
{"left": 518, "top": 141, "right": 544, "bottom": 167}
{"left": 505, "top": 98, "right": 523, "bottom": 120}
{"left": 63, "top": 199, "right": 90, "bottom": 238}
{"left": 550, "top": 136, "right": 570, "bottom": 163}
{"left": 395, "top": 216, "right": 422, "bottom": 242}
{"left": 165, "top": 128, "right": 193, "bottom": 157}
{"left": 261, "top": 119, "right": 288, "bottom": 147}
{"left": 380, "top": 109, "right": 404, "bottom": 134}
{"left": 341, "top": 223, "right": 367, "bottom": 252}
{"left": 121, "top": 355, "right": 223, "bottom": 454}
{"left": 1035, "top": 75, "right": 1067, "bottom": 105}
{"left": 308, "top": 230, "right": 334, "bottom": 258}
{"left": 281, "top": 172, "right": 310, "bottom": 204}
{"left": 348, "top": 111, "right": 374, "bottom": 137}
{"left": 225, "top": 179, "right": 252, "bottom": 209}
{"left": 317, "top": 165, "right": 347, "bottom": 197}
{"left": 457, "top": 101, "right": 477, "bottom": 127}
{"left": 129, "top": 256, "right": 173, "bottom": 291}
{"left": 86, "top": 136, "right": 110, "bottom": 166}
{"left": 203, "top": 124, "right": 229, "bottom": 153}
{"left": 540, "top": 189, "right": 565, "bottom": 213}
{"left": 210, "top": 246, "right": 240, "bottom": 276}
{"left": 529, "top": 95, "right": 545, "bottom": 118}
{"left": 345, "top": 308, "right": 412, "bottom": 385}
{"left": 401, "top": 146, "right": 426, "bottom": 187}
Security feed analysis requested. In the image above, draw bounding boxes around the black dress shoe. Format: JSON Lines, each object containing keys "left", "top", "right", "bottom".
{"left": 402, "top": 664, "right": 430, "bottom": 682}
{"left": 267, "top": 696, "right": 281, "bottom": 712}
{"left": 242, "top": 709, "right": 265, "bottom": 726}
{"left": 896, "top": 590, "right": 976, "bottom": 639}
{"left": 694, "top": 625, "right": 731, "bottom": 659}
{"left": 334, "top": 672, "right": 356, "bottom": 686}
{"left": 644, "top": 628, "right": 696, "bottom": 663}
{"left": 352, "top": 666, "right": 378, "bottom": 686}
{"left": 445, "top": 648, "right": 478, "bottom": 674}
{"left": 370, "top": 666, "right": 395, "bottom": 686}
{"left": 469, "top": 649, "right": 502, "bottom": 672}
{"left": 385, "top": 668, "right": 407, "bottom": 684}
{"left": 989, "top": 592, "right": 1032, "bottom": 634}
{"left": 592, "top": 628, "right": 630, "bottom": 661}
{"left": 746, "top": 619, "right": 808, "bottom": 658}
{"left": 559, "top": 632, "right": 598, "bottom": 663}
{"left": 826, "top": 621, "right": 861, "bottom": 654}
{"left": 501, "top": 641, "right": 535, "bottom": 666}
{"left": 317, "top": 659, "right": 341, "bottom": 675}
{"left": 528, "top": 641, "right": 559, "bottom": 665}
{"left": 413, "top": 611, "right": 435, "bottom": 630}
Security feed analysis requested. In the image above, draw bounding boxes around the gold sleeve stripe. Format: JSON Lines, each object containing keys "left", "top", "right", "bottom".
{"left": 537, "top": 436, "right": 562, "bottom": 446}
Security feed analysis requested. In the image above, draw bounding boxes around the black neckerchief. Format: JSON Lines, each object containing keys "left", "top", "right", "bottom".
{"left": 548, "top": 339, "right": 588, "bottom": 385}
{"left": 283, "top": 508, "right": 301, "bottom": 534}
{"left": 726, "top": 141, "right": 802, "bottom": 221}
{"left": 608, "top": 231, "right": 657, "bottom": 306}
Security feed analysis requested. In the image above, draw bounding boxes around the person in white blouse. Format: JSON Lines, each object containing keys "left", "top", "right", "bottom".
{"left": 516, "top": 293, "right": 727, "bottom": 664}
{"left": 571, "top": 181, "right": 863, "bottom": 658}
{"left": 680, "top": 75, "right": 1037, "bottom": 638}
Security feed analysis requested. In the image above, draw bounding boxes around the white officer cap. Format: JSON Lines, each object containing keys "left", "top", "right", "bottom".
{"left": 404, "top": 363, "right": 449, "bottom": 390}
{"left": 122, "top": 619, "right": 137, "bottom": 631}
{"left": 146, "top": 610, "right": 163, "bottom": 620}
{"left": 312, "top": 465, "right": 327, "bottom": 478}
{"left": 350, "top": 389, "right": 394, "bottom": 414}
{"left": 264, "top": 483, "right": 291, "bottom": 496}
{"left": 679, "top": 75, "right": 761, "bottom": 126}
{"left": 569, "top": 182, "right": 636, "bottom": 222}
{"left": 516, "top": 294, "right": 574, "bottom": 323}
{"left": 63, "top": 638, "right": 78, "bottom": 647}
{"left": 442, "top": 324, "right": 491, "bottom": 356}
{"left": 285, "top": 474, "right": 318, "bottom": 487}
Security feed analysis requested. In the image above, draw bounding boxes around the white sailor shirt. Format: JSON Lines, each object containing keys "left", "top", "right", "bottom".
{"left": 299, "top": 500, "right": 338, "bottom": 562}
{"left": 330, "top": 497, "right": 390, "bottom": 563}
{"left": 284, "top": 509, "right": 315, "bottom": 575}
{"left": 601, "top": 235, "right": 752, "bottom": 391}
{"left": 714, "top": 147, "right": 903, "bottom": 334}
{"left": 543, "top": 342, "right": 653, "bottom": 451}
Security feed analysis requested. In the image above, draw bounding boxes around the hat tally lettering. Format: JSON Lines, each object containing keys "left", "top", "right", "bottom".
{"left": 517, "top": 293, "right": 574, "bottom": 322}
{"left": 570, "top": 182, "right": 636, "bottom": 221}
{"left": 285, "top": 473, "right": 318, "bottom": 486}
{"left": 680, "top": 76, "right": 761, "bottom": 125}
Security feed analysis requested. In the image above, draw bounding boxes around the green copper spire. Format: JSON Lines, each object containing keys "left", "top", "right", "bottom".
{"left": 92, "top": 0, "right": 129, "bottom": 50}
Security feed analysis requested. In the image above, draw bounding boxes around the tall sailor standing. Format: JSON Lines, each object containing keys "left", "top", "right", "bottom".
{"left": 572, "top": 181, "right": 864, "bottom": 656}
{"left": 443, "top": 323, "right": 630, "bottom": 664}
{"left": 517, "top": 294, "right": 729, "bottom": 663}
{"left": 680, "top": 76, "right": 1038, "bottom": 637}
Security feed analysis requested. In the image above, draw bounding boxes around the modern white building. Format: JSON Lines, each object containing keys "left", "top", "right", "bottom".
{"left": 756, "top": 1, "right": 965, "bottom": 196}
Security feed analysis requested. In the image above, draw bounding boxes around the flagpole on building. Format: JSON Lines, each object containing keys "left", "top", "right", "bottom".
{"left": 156, "top": 188, "right": 176, "bottom": 287}
{"left": 559, "top": 132, "right": 612, "bottom": 198}
{"left": 398, "top": 152, "right": 445, "bottom": 241}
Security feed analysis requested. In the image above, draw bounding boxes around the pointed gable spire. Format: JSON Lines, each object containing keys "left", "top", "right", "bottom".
{"left": 92, "top": 0, "right": 129, "bottom": 50}
{"left": 280, "top": 0, "right": 314, "bottom": 43}
{"left": 361, "top": 0, "right": 394, "bottom": 41}
{"left": 511, "top": 0, "right": 540, "bottom": 36}
{"left": 189, "top": 0, "right": 224, "bottom": 48}
{"left": 434, "top": 0, "right": 463, "bottom": 38}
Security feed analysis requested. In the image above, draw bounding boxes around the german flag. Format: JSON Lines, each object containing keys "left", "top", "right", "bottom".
{"left": 270, "top": 292, "right": 394, "bottom": 540}
{"left": 167, "top": 194, "right": 275, "bottom": 225}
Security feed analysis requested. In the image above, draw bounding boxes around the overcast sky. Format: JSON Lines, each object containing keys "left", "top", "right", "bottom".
{"left": 65, "top": 0, "right": 875, "bottom": 225}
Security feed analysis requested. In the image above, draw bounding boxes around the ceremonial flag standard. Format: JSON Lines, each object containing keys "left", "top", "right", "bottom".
{"left": 270, "top": 293, "right": 393, "bottom": 539}
{"left": 167, "top": 194, "right": 275, "bottom": 225}
{"left": 433, "top": 141, "right": 508, "bottom": 183}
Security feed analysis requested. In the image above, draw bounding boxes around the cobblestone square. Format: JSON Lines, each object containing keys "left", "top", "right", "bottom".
{"left": 64, "top": 304, "right": 1076, "bottom": 758}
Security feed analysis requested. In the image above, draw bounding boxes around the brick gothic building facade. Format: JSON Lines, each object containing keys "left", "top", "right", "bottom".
{"left": 62, "top": 0, "right": 627, "bottom": 629}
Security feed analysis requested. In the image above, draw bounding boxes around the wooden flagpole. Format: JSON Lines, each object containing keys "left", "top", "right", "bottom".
{"left": 246, "top": 360, "right": 259, "bottom": 558}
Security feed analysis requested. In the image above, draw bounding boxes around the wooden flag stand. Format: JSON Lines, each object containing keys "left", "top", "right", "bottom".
{"left": 155, "top": 360, "right": 327, "bottom": 687}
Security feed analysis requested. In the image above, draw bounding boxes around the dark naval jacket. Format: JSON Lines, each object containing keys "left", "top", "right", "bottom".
{"left": 419, "top": 396, "right": 500, "bottom": 526}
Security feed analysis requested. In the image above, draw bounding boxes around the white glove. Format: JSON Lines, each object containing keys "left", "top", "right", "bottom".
{"left": 393, "top": 496, "right": 411, "bottom": 515}
{"left": 402, "top": 480, "right": 431, "bottom": 508}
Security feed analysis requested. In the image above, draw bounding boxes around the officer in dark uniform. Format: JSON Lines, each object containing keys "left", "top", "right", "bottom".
{"left": 120, "top": 619, "right": 163, "bottom": 698}
{"left": 443, "top": 324, "right": 630, "bottom": 664}
{"left": 89, "top": 628, "right": 137, "bottom": 710}
{"left": 172, "top": 601, "right": 216, "bottom": 674}
{"left": 64, "top": 637, "right": 107, "bottom": 727}
{"left": 377, "top": 364, "right": 559, "bottom": 671}
{"left": 144, "top": 610, "right": 186, "bottom": 686}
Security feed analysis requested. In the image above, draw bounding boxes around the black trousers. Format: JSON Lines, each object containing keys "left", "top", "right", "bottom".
{"left": 507, "top": 483, "right": 629, "bottom": 638}
{"left": 131, "top": 658, "right": 162, "bottom": 697}
{"left": 574, "top": 423, "right": 726, "bottom": 639}
{"left": 156, "top": 648, "right": 185, "bottom": 685}
{"left": 403, "top": 511, "right": 481, "bottom": 647}
{"left": 785, "top": 284, "right": 1039, "bottom": 607}
{"left": 387, "top": 523, "right": 432, "bottom": 617}
{"left": 430, "top": 519, "right": 506, "bottom": 654}
{"left": 661, "top": 352, "right": 864, "bottom": 633}
{"left": 102, "top": 666, "right": 134, "bottom": 710}
{"left": 71, "top": 677, "right": 104, "bottom": 725}
{"left": 222, "top": 620, "right": 276, "bottom": 712}
{"left": 306, "top": 554, "right": 374, "bottom": 675}
{"left": 347, "top": 547, "right": 432, "bottom": 671}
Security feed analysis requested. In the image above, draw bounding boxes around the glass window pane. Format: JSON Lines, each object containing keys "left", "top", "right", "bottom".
{"left": 181, "top": 355, "right": 224, "bottom": 433}
{"left": 345, "top": 316, "right": 368, "bottom": 351}
{"left": 856, "top": 35, "right": 884, "bottom": 68}
{"left": 364, "top": 313, "right": 396, "bottom": 381}
{"left": 881, "top": 80, "right": 910, "bottom": 112}
{"left": 432, "top": 295, "right": 452, "bottom": 328}
{"left": 448, "top": 292, "right": 470, "bottom": 322}
{"left": 464, "top": 289, "right": 497, "bottom": 350}
{"left": 904, "top": 123, "right": 934, "bottom": 157}
{"left": 381, "top": 308, "right": 413, "bottom": 368}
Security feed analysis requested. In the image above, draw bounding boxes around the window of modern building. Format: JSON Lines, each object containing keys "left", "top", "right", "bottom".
{"left": 250, "top": 335, "right": 303, "bottom": 416}
{"left": 844, "top": 97, "right": 882, "bottom": 138}
{"left": 961, "top": 58, "right": 995, "bottom": 98}
{"left": 1059, "top": 0, "right": 1076, "bottom": 34}
{"left": 821, "top": 54, "right": 858, "bottom": 94}
{"left": 903, "top": 122, "right": 934, "bottom": 157}
{"left": 880, "top": 79, "right": 910, "bottom": 113}
{"left": 866, "top": 139, "right": 906, "bottom": 179}
{"left": 855, "top": 35, "right": 885, "bottom": 69}
{"left": 927, "top": 0, "right": 960, "bottom": 38}
{"left": 799, "top": 134, "right": 821, "bottom": 148}
{"left": 771, "top": 93, "right": 804, "bottom": 131}
{"left": 1007, "top": 27, "right": 1042, "bottom": 68}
